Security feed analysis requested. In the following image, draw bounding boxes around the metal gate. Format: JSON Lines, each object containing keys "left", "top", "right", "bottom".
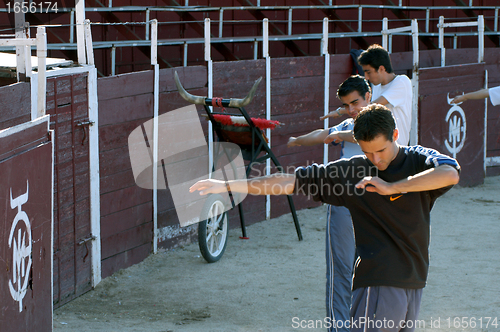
{"left": 47, "top": 74, "right": 93, "bottom": 307}
{"left": 0, "top": 116, "right": 53, "bottom": 332}
{"left": 418, "top": 63, "right": 485, "bottom": 186}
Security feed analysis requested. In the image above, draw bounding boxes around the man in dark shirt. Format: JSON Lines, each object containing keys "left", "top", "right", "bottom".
{"left": 190, "top": 104, "right": 460, "bottom": 332}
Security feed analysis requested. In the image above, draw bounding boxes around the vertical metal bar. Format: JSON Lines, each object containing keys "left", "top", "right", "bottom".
{"left": 329, "top": 0, "right": 332, "bottom": 5}
{"left": 411, "top": 19, "right": 419, "bottom": 146}
{"left": 389, "top": 35, "right": 393, "bottom": 54}
{"left": 399, "top": 0, "right": 403, "bottom": 6}
{"left": 145, "top": 9, "right": 150, "bottom": 40}
{"left": 257, "top": 0, "right": 260, "bottom": 6}
{"left": 358, "top": 6, "right": 362, "bottom": 33}
{"left": 151, "top": 19, "right": 159, "bottom": 254}
{"left": 70, "top": 9, "right": 74, "bottom": 43}
{"left": 183, "top": 42, "right": 188, "bottom": 66}
{"left": 88, "top": 66, "right": 101, "bottom": 287}
{"left": 263, "top": 17, "right": 271, "bottom": 220}
{"left": 478, "top": 15, "right": 484, "bottom": 63}
{"left": 76, "top": 0, "right": 86, "bottom": 65}
{"left": 382, "top": 17, "right": 388, "bottom": 50}
{"left": 425, "top": 8, "right": 430, "bottom": 33}
{"left": 322, "top": 17, "right": 329, "bottom": 165}
{"left": 84, "top": 20, "right": 94, "bottom": 66}
{"left": 469, "top": 0, "right": 473, "bottom": 6}
{"left": 219, "top": 9, "right": 224, "bottom": 38}
{"left": 439, "top": 16, "right": 445, "bottom": 67}
{"left": 36, "top": 26, "right": 46, "bottom": 118}
{"left": 254, "top": 40, "right": 258, "bottom": 59}
{"left": 151, "top": 19, "right": 158, "bottom": 66}
{"left": 205, "top": 18, "right": 213, "bottom": 177}
{"left": 453, "top": 35, "right": 457, "bottom": 49}
{"left": 322, "top": 17, "right": 328, "bottom": 56}
{"left": 288, "top": 8, "right": 292, "bottom": 35}
{"left": 495, "top": 8, "right": 498, "bottom": 32}
{"left": 185, "top": 0, "right": 188, "bottom": 5}
{"left": 263, "top": 19, "right": 269, "bottom": 58}
{"left": 108, "top": 0, "right": 112, "bottom": 7}
{"left": 111, "top": 45, "right": 116, "bottom": 75}
{"left": 484, "top": 69, "right": 488, "bottom": 174}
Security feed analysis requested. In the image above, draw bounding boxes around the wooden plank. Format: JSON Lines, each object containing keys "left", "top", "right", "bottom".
{"left": 99, "top": 145, "right": 134, "bottom": 177}
{"left": 0, "top": 82, "right": 31, "bottom": 130}
{"left": 159, "top": 66, "right": 207, "bottom": 92}
{"left": 100, "top": 169, "right": 137, "bottom": 194}
{"left": 101, "top": 222, "right": 152, "bottom": 259}
{"left": 101, "top": 202, "right": 152, "bottom": 239}
{"left": 99, "top": 94, "right": 153, "bottom": 126}
{"left": 271, "top": 56, "right": 324, "bottom": 79}
{"left": 99, "top": 119, "right": 149, "bottom": 152}
{"left": 100, "top": 186, "right": 152, "bottom": 217}
{"left": 101, "top": 242, "right": 151, "bottom": 278}
{"left": 97, "top": 70, "right": 154, "bottom": 101}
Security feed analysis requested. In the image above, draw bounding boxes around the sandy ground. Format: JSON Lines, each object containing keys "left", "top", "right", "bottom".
{"left": 53, "top": 176, "right": 500, "bottom": 332}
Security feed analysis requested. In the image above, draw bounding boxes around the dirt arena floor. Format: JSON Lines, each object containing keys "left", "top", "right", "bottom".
{"left": 53, "top": 176, "right": 500, "bottom": 332}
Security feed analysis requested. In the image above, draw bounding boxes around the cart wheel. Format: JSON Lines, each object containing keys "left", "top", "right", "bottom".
{"left": 198, "top": 194, "right": 228, "bottom": 263}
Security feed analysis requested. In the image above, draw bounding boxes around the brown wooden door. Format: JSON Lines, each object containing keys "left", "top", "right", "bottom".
{"left": 47, "top": 74, "right": 93, "bottom": 307}
{"left": 0, "top": 118, "right": 53, "bottom": 332}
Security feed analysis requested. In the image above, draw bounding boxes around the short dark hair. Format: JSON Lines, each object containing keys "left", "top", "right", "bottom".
{"left": 353, "top": 104, "right": 396, "bottom": 142}
{"left": 357, "top": 44, "right": 394, "bottom": 73}
{"left": 337, "top": 75, "right": 371, "bottom": 100}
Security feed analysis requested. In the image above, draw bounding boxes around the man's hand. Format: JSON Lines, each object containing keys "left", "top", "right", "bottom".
{"left": 355, "top": 176, "right": 398, "bottom": 196}
{"left": 450, "top": 94, "right": 466, "bottom": 104}
{"left": 189, "top": 179, "right": 226, "bottom": 195}
{"left": 319, "top": 107, "right": 343, "bottom": 121}
{"left": 324, "top": 132, "right": 342, "bottom": 144}
{"left": 287, "top": 137, "right": 300, "bottom": 147}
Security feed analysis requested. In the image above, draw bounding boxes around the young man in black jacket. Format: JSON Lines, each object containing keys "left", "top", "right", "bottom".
{"left": 190, "top": 104, "right": 460, "bottom": 332}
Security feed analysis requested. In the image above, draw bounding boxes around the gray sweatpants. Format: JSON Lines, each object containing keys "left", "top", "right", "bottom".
{"left": 350, "top": 286, "right": 423, "bottom": 332}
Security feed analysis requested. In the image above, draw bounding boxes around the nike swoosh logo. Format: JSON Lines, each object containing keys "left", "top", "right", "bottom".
{"left": 390, "top": 195, "right": 403, "bottom": 201}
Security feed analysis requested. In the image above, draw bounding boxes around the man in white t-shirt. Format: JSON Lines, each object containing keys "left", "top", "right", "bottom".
{"left": 357, "top": 44, "right": 412, "bottom": 146}
{"left": 451, "top": 86, "right": 500, "bottom": 106}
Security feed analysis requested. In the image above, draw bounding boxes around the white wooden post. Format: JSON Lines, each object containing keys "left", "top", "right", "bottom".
{"left": 36, "top": 27, "right": 47, "bottom": 119}
{"left": 439, "top": 16, "right": 445, "bottom": 67}
{"left": 88, "top": 66, "right": 101, "bottom": 287}
{"left": 111, "top": 45, "right": 116, "bottom": 75}
{"left": 151, "top": 19, "right": 159, "bottom": 254}
{"left": 84, "top": 20, "right": 94, "bottom": 66}
{"left": 478, "top": 15, "right": 484, "bottom": 63}
{"left": 322, "top": 17, "right": 330, "bottom": 166}
{"left": 205, "top": 18, "right": 214, "bottom": 178}
{"left": 75, "top": 0, "right": 86, "bottom": 65}
{"left": 382, "top": 17, "right": 388, "bottom": 50}
{"left": 263, "top": 18, "right": 271, "bottom": 220}
{"left": 15, "top": 5, "right": 26, "bottom": 81}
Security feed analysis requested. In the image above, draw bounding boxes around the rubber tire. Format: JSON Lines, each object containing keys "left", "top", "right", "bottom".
{"left": 198, "top": 194, "right": 228, "bottom": 263}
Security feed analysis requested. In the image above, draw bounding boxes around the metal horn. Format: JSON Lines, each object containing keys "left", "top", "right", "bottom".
{"left": 174, "top": 71, "right": 262, "bottom": 107}
{"left": 174, "top": 71, "right": 206, "bottom": 105}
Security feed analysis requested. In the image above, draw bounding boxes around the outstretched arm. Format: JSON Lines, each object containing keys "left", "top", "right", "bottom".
{"left": 288, "top": 129, "right": 329, "bottom": 147}
{"left": 451, "top": 88, "right": 489, "bottom": 104}
{"left": 324, "top": 130, "right": 357, "bottom": 144}
{"left": 355, "top": 165, "right": 460, "bottom": 195}
{"left": 189, "top": 173, "right": 296, "bottom": 196}
{"left": 319, "top": 107, "right": 346, "bottom": 121}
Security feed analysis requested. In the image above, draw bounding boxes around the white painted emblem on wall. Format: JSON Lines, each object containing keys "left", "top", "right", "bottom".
{"left": 445, "top": 94, "right": 467, "bottom": 159}
{"left": 8, "top": 181, "right": 32, "bottom": 313}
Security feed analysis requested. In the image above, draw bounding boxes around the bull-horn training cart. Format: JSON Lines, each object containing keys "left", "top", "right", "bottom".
{"left": 174, "top": 72, "right": 302, "bottom": 263}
